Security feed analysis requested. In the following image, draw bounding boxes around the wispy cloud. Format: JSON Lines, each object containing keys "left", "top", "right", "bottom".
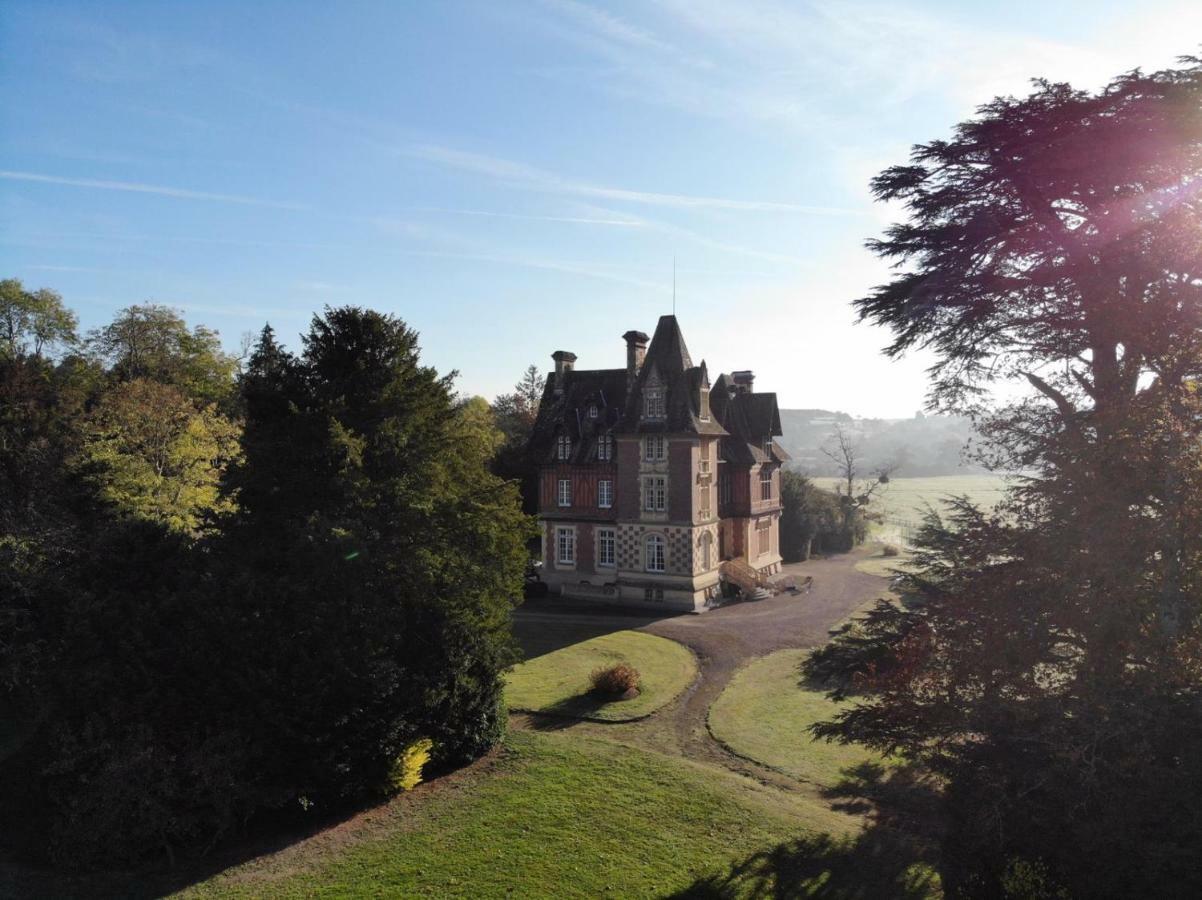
{"left": 415, "top": 207, "right": 646, "bottom": 227}
{"left": 0, "top": 170, "right": 305, "bottom": 210}
{"left": 401, "top": 248, "right": 663, "bottom": 291}
{"left": 406, "top": 144, "right": 861, "bottom": 215}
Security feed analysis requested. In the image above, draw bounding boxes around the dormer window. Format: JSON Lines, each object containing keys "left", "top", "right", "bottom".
{"left": 644, "top": 388, "right": 665, "bottom": 419}
{"left": 588, "top": 404, "right": 598, "bottom": 419}
{"left": 556, "top": 434, "right": 572, "bottom": 460}
{"left": 700, "top": 390, "right": 711, "bottom": 422}
{"left": 763, "top": 438, "right": 773, "bottom": 457}
{"left": 597, "top": 433, "right": 614, "bottom": 461}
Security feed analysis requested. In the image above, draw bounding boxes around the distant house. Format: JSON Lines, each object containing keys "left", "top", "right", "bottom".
{"left": 527, "top": 315, "right": 788, "bottom": 612}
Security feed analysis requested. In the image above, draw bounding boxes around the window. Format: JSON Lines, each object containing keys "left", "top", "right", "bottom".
{"left": 760, "top": 468, "right": 773, "bottom": 501}
{"left": 557, "top": 527, "right": 576, "bottom": 565}
{"left": 763, "top": 438, "right": 773, "bottom": 457}
{"left": 644, "top": 389, "right": 665, "bottom": 419}
{"left": 645, "top": 534, "right": 666, "bottom": 573}
{"left": 700, "top": 488, "right": 711, "bottom": 520}
{"left": 556, "top": 434, "right": 572, "bottom": 460}
{"left": 719, "top": 471, "right": 732, "bottom": 505}
{"left": 597, "top": 528, "right": 615, "bottom": 567}
{"left": 597, "top": 433, "right": 613, "bottom": 461}
{"left": 643, "top": 475, "right": 667, "bottom": 512}
{"left": 700, "top": 390, "right": 711, "bottom": 422}
{"left": 757, "top": 518, "right": 771, "bottom": 555}
{"left": 700, "top": 532, "right": 713, "bottom": 571}
{"left": 644, "top": 435, "right": 666, "bottom": 461}
{"left": 589, "top": 404, "right": 598, "bottom": 418}
{"left": 598, "top": 479, "right": 613, "bottom": 508}
{"left": 644, "top": 586, "right": 664, "bottom": 602}
{"left": 557, "top": 478, "right": 572, "bottom": 507}
{"left": 699, "top": 443, "right": 711, "bottom": 474}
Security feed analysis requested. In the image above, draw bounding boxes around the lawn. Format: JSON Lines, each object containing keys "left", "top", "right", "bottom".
{"left": 505, "top": 630, "right": 697, "bottom": 721}
{"left": 709, "top": 649, "right": 888, "bottom": 789}
{"left": 176, "top": 730, "right": 864, "bottom": 899}
{"left": 813, "top": 474, "right": 1010, "bottom": 522}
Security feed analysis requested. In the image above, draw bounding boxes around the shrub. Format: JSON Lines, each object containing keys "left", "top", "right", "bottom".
{"left": 387, "top": 738, "right": 434, "bottom": 793}
{"left": 590, "top": 663, "right": 641, "bottom": 697}
{"left": 881, "top": 543, "right": 901, "bottom": 557}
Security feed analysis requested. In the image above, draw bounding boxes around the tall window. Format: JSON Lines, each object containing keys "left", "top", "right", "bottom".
{"left": 757, "top": 519, "right": 771, "bottom": 555}
{"left": 597, "top": 433, "right": 613, "bottom": 461}
{"left": 699, "top": 442, "right": 711, "bottom": 474}
{"left": 719, "top": 471, "right": 732, "bottom": 505}
{"left": 597, "top": 528, "right": 616, "bottom": 567}
{"left": 556, "top": 434, "right": 572, "bottom": 460}
{"left": 644, "top": 388, "right": 665, "bottom": 419}
{"left": 643, "top": 476, "right": 667, "bottom": 512}
{"left": 645, "top": 534, "right": 666, "bottom": 573}
{"left": 701, "top": 531, "right": 713, "bottom": 571}
{"left": 763, "top": 438, "right": 773, "bottom": 457}
{"left": 700, "top": 390, "right": 711, "bottom": 421}
{"left": 588, "top": 404, "right": 598, "bottom": 419}
{"left": 557, "top": 478, "right": 572, "bottom": 507}
{"left": 700, "top": 487, "right": 711, "bottom": 520}
{"left": 557, "top": 527, "right": 576, "bottom": 565}
{"left": 598, "top": 479, "right": 613, "bottom": 509}
{"left": 760, "top": 468, "right": 773, "bottom": 501}
{"left": 644, "top": 435, "right": 666, "bottom": 461}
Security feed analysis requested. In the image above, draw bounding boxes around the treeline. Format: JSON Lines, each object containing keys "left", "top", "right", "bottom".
{"left": 0, "top": 281, "right": 530, "bottom": 868}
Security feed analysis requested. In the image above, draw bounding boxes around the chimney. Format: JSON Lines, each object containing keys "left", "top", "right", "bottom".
{"left": 731, "top": 370, "right": 755, "bottom": 394}
{"left": 623, "top": 330, "right": 649, "bottom": 385}
{"left": 551, "top": 351, "right": 577, "bottom": 394}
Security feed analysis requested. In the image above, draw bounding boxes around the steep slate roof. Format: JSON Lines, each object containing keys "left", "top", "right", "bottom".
{"left": 528, "top": 367, "right": 628, "bottom": 464}
{"left": 710, "top": 376, "right": 790, "bottom": 466}
{"left": 617, "top": 315, "right": 728, "bottom": 437}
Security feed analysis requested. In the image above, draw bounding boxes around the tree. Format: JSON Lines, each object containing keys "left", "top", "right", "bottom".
{"left": 779, "top": 471, "right": 841, "bottom": 561}
{"left": 807, "top": 58, "right": 1202, "bottom": 896}
{"left": 79, "top": 379, "right": 240, "bottom": 535}
{"left": 87, "top": 303, "right": 236, "bottom": 405}
{"left": 491, "top": 363, "right": 545, "bottom": 513}
{"left": 0, "top": 278, "right": 78, "bottom": 360}
{"left": 820, "top": 423, "right": 896, "bottom": 548}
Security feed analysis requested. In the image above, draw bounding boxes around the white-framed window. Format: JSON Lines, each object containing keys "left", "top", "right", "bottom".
{"left": 700, "top": 531, "right": 713, "bottom": 571}
{"left": 557, "top": 478, "right": 572, "bottom": 507}
{"left": 763, "top": 438, "right": 773, "bottom": 457}
{"left": 700, "top": 390, "right": 711, "bottom": 422}
{"left": 556, "top": 434, "right": 572, "bottom": 460}
{"left": 699, "top": 442, "right": 711, "bottom": 474}
{"left": 598, "top": 479, "right": 613, "bottom": 509}
{"left": 644, "top": 388, "right": 665, "bottom": 419}
{"left": 645, "top": 534, "right": 666, "bottom": 573}
{"left": 700, "top": 489, "right": 711, "bottom": 520}
{"left": 760, "top": 468, "right": 772, "bottom": 501}
{"left": 757, "top": 518, "right": 771, "bottom": 555}
{"left": 597, "top": 528, "right": 616, "bottom": 567}
{"left": 644, "top": 435, "right": 666, "bottom": 461}
{"left": 589, "top": 404, "right": 598, "bottom": 418}
{"left": 643, "top": 475, "right": 667, "bottom": 512}
{"left": 597, "top": 433, "right": 613, "bottom": 461}
{"left": 557, "top": 526, "right": 576, "bottom": 565}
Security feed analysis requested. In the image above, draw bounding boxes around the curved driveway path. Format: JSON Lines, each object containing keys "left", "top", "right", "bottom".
{"left": 512, "top": 550, "right": 888, "bottom": 786}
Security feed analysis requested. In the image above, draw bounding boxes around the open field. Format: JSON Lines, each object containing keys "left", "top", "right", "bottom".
{"left": 505, "top": 630, "right": 698, "bottom": 721}
{"left": 813, "top": 474, "right": 1011, "bottom": 521}
{"left": 709, "top": 649, "right": 888, "bottom": 788}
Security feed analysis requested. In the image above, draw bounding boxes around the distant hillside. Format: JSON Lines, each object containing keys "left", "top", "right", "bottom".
{"left": 778, "top": 409, "right": 988, "bottom": 478}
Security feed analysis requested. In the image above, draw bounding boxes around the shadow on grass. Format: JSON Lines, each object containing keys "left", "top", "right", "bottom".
{"left": 511, "top": 599, "right": 680, "bottom": 662}
{"left": 669, "top": 760, "right": 943, "bottom": 900}
{"left": 522, "top": 692, "right": 637, "bottom": 731}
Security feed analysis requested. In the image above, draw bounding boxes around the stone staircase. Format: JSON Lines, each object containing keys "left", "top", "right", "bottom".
{"left": 719, "top": 558, "right": 773, "bottom": 600}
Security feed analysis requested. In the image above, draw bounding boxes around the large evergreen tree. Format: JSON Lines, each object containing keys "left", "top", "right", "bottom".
{"left": 806, "top": 59, "right": 1202, "bottom": 896}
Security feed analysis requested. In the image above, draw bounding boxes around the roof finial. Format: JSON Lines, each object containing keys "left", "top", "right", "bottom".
{"left": 672, "top": 255, "right": 676, "bottom": 316}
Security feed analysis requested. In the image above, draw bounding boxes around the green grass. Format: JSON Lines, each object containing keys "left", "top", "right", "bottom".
{"left": 813, "top": 474, "right": 1010, "bottom": 522}
{"left": 709, "top": 650, "right": 888, "bottom": 789}
{"left": 505, "top": 630, "right": 697, "bottom": 721}
{"left": 177, "top": 730, "right": 861, "bottom": 899}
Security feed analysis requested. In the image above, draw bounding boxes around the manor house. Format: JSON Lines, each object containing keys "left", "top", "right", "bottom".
{"left": 528, "top": 315, "right": 787, "bottom": 612}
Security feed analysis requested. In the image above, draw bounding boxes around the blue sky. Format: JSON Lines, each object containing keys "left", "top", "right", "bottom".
{"left": 2, "top": 1, "right": 1197, "bottom": 416}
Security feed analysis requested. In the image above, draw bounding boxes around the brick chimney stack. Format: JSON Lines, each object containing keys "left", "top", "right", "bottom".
{"left": 551, "top": 350, "right": 577, "bottom": 394}
{"left": 623, "top": 330, "right": 649, "bottom": 386}
{"left": 731, "top": 370, "right": 755, "bottom": 394}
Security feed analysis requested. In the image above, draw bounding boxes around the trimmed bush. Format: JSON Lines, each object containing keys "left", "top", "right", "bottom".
{"left": 881, "top": 543, "right": 901, "bottom": 557}
{"left": 388, "top": 738, "right": 435, "bottom": 793}
{"left": 590, "top": 664, "right": 641, "bottom": 697}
